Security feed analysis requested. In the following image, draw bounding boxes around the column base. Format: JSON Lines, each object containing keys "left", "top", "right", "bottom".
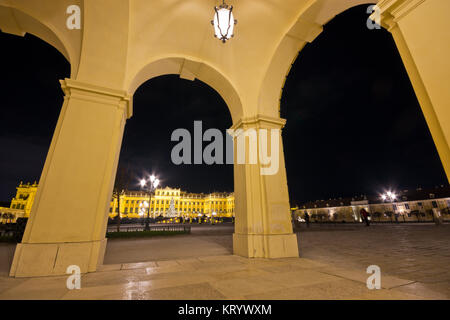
{"left": 233, "top": 233, "right": 299, "bottom": 259}
{"left": 9, "top": 239, "right": 107, "bottom": 277}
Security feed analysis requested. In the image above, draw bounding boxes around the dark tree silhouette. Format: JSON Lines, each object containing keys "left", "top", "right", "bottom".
{"left": 112, "top": 164, "right": 132, "bottom": 232}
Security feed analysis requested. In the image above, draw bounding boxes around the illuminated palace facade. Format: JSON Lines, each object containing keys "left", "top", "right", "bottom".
{"left": 0, "top": 183, "right": 234, "bottom": 222}
{"left": 110, "top": 186, "right": 235, "bottom": 219}
{"left": 0, "top": 181, "right": 39, "bottom": 222}
{"left": 293, "top": 186, "right": 450, "bottom": 223}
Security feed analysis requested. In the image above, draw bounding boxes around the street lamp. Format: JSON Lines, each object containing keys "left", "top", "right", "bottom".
{"left": 211, "top": 0, "right": 237, "bottom": 43}
{"left": 381, "top": 191, "right": 397, "bottom": 202}
{"left": 381, "top": 190, "right": 399, "bottom": 223}
{"left": 140, "top": 174, "right": 160, "bottom": 231}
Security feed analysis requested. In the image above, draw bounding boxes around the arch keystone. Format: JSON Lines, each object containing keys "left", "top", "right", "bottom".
{"left": 286, "top": 18, "right": 323, "bottom": 43}
{"left": 179, "top": 59, "right": 202, "bottom": 81}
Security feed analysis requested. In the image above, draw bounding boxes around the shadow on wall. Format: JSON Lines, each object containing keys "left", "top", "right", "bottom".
{"left": 0, "top": 243, "right": 16, "bottom": 276}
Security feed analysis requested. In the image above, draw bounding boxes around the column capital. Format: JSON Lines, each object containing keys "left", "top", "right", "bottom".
{"left": 60, "top": 78, "right": 133, "bottom": 119}
{"left": 230, "top": 114, "right": 286, "bottom": 130}
{"left": 377, "top": 0, "right": 426, "bottom": 31}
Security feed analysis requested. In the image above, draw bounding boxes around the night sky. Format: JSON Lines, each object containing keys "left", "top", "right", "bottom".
{"left": 0, "top": 5, "right": 446, "bottom": 204}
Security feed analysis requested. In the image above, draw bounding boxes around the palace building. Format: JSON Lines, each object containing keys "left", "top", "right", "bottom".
{"left": 4, "top": 182, "right": 449, "bottom": 224}
{"left": 292, "top": 186, "right": 450, "bottom": 223}
{"left": 110, "top": 186, "right": 235, "bottom": 219}
{"left": 0, "top": 181, "right": 39, "bottom": 223}
{"left": 9, "top": 181, "right": 39, "bottom": 215}
{"left": 0, "top": 183, "right": 234, "bottom": 223}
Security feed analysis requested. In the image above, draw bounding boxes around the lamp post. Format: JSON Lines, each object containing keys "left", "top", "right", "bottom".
{"left": 381, "top": 191, "right": 397, "bottom": 202}
{"left": 140, "top": 175, "right": 160, "bottom": 231}
{"left": 211, "top": 0, "right": 237, "bottom": 43}
{"left": 381, "top": 191, "right": 398, "bottom": 223}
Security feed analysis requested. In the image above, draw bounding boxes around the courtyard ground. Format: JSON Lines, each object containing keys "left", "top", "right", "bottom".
{"left": 0, "top": 223, "right": 448, "bottom": 299}
{"left": 104, "top": 224, "right": 233, "bottom": 264}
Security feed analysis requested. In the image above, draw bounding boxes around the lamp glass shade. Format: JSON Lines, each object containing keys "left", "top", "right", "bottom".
{"left": 213, "top": 6, "right": 235, "bottom": 41}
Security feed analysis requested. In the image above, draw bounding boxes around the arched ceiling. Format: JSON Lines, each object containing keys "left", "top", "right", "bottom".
{"left": 128, "top": 56, "right": 243, "bottom": 123}
{"left": 0, "top": 0, "right": 384, "bottom": 120}
{"left": 0, "top": 0, "right": 83, "bottom": 78}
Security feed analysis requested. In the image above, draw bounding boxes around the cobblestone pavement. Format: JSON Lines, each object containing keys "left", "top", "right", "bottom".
{"left": 0, "top": 223, "right": 448, "bottom": 299}
{"left": 298, "top": 223, "right": 450, "bottom": 298}
{"left": 0, "top": 255, "right": 435, "bottom": 300}
{"left": 104, "top": 234, "right": 232, "bottom": 264}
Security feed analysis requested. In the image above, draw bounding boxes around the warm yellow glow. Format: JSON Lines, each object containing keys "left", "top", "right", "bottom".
{"left": 212, "top": 3, "right": 236, "bottom": 43}
{"left": 108, "top": 186, "right": 235, "bottom": 219}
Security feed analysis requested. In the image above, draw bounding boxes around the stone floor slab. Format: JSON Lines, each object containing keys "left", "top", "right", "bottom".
{"left": 143, "top": 282, "right": 226, "bottom": 300}
{"left": 1, "top": 224, "right": 449, "bottom": 300}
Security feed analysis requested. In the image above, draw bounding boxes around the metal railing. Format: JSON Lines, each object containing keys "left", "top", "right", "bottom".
{"left": 107, "top": 225, "right": 191, "bottom": 233}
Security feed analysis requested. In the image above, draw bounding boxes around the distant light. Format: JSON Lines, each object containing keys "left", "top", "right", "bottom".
{"left": 381, "top": 190, "right": 397, "bottom": 202}
{"left": 150, "top": 175, "right": 156, "bottom": 183}
{"left": 154, "top": 179, "right": 160, "bottom": 188}
{"left": 139, "top": 179, "right": 146, "bottom": 188}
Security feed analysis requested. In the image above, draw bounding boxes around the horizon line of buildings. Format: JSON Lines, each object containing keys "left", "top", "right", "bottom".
{"left": 2, "top": 181, "right": 450, "bottom": 224}
{"left": 291, "top": 185, "right": 450, "bottom": 223}
{"left": 0, "top": 181, "right": 235, "bottom": 223}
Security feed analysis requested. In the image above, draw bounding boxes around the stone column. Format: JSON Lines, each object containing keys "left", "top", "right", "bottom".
{"left": 10, "top": 79, "right": 131, "bottom": 277}
{"left": 231, "top": 115, "right": 299, "bottom": 259}
{"left": 378, "top": 0, "right": 450, "bottom": 181}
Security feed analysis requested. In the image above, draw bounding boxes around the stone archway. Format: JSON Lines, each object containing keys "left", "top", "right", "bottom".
{"left": 0, "top": 1, "right": 82, "bottom": 77}
{"left": 3, "top": 0, "right": 448, "bottom": 277}
{"left": 257, "top": 0, "right": 375, "bottom": 118}
{"left": 258, "top": 0, "right": 450, "bottom": 181}
{"left": 127, "top": 56, "right": 244, "bottom": 123}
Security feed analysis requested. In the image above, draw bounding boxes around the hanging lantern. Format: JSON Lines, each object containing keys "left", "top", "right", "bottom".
{"left": 211, "top": 1, "right": 237, "bottom": 43}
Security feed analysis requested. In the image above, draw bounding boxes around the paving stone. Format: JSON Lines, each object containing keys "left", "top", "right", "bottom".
{"left": 1, "top": 224, "right": 449, "bottom": 299}
{"left": 121, "top": 261, "right": 157, "bottom": 270}
{"left": 299, "top": 224, "right": 450, "bottom": 297}
{"left": 143, "top": 282, "right": 226, "bottom": 300}
{"left": 0, "top": 275, "right": 72, "bottom": 300}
